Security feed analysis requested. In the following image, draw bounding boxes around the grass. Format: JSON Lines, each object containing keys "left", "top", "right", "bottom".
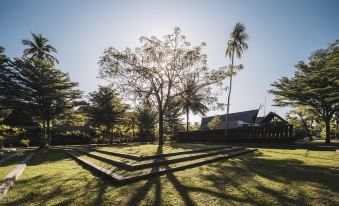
{"left": 295, "top": 138, "right": 339, "bottom": 144}
{"left": 97, "top": 143, "right": 221, "bottom": 156}
{"left": 0, "top": 143, "right": 338, "bottom": 206}
{"left": 0, "top": 155, "right": 26, "bottom": 179}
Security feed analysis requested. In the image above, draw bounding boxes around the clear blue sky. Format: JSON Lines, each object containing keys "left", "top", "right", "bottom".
{"left": 1, "top": 0, "right": 338, "bottom": 123}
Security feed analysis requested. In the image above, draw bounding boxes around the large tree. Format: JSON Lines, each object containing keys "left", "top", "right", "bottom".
{"left": 84, "top": 86, "right": 127, "bottom": 144}
{"left": 1, "top": 58, "right": 82, "bottom": 145}
{"left": 225, "top": 23, "right": 249, "bottom": 139}
{"left": 270, "top": 40, "right": 339, "bottom": 143}
{"left": 99, "top": 27, "right": 226, "bottom": 145}
{"left": 0, "top": 34, "right": 82, "bottom": 146}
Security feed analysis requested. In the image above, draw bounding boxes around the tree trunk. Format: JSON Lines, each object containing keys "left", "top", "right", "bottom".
{"left": 132, "top": 119, "right": 135, "bottom": 139}
{"left": 110, "top": 125, "right": 114, "bottom": 145}
{"left": 299, "top": 113, "right": 311, "bottom": 140}
{"left": 158, "top": 111, "right": 164, "bottom": 145}
{"left": 225, "top": 46, "right": 235, "bottom": 141}
{"left": 47, "top": 119, "right": 51, "bottom": 145}
{"left": 186, "top": 108, "right": 189, "bottom": 132}
{"left": 42, "top": 119, "right": 46, "bottom": 145}
{"left": 325, "top": 117, "right": 331, "bottom": 144}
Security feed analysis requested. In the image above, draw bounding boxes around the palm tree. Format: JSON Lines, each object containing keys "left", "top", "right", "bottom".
{"left": 22, "top": 32, "right": 59, "bottom": 64}
{"left": 225, "top": 23, "right": 249, "bottom": 139}
{"left": 22, "top": 33, "right": 59, "bottom": 145}
{"left": 181, "top": 79, "right": 209, "bottom": 132}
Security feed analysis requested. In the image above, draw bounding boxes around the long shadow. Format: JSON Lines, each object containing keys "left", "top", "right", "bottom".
{"left": 126, "top": 145, "right": 163, "bottom": 206}
{"left": 26, "top": 148, "right": 75, "bottom": 166}
{"left": 263, "top": 149, "right": 337, "bottom": 161}
{"left": 165, "top": 143, "right": 227, "bottom": 151}
{"left": 199, "top": 153, "right": 339, "bottom": 206}
{"left": 3, "top": 152, "right": 112, "bottom": 206}
{"left": 157, "top": 145, "right": 196, "bottom": 206}
{"left": 126, "top": 144, "right": 197, "bottom": 205}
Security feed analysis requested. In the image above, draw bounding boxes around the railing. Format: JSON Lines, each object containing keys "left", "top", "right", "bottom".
{"left": 175, "top": 124, "right": 294, "bottom": 143}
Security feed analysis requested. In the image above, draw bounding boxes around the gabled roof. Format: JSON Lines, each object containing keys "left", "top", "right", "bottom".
{"left": 200, "top": 109, "right": 259, "bottom": 130}
{"left": 260, "top": 112, "right": 287, "bottom": 124}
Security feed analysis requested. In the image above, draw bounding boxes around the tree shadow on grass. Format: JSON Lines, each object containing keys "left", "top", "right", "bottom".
{"left": 261, "top": 149, "right": 338, "bottom": 161}
{"left": 126, "top": 145, "right": 163, "bottom": 206}
{"left": 26, "top": 148, "right": 75, "bottom": 166}
{"left": 126, "top": 145, "right": 197, "bottom": 206}
{"left": 3, "top": 166, "right": 111, "bottom": 206}
{"left": 165, "top": 143, "right": 227, "bottom": 151}
{"left": 198, "top": 153, "right": 339, "bottom": 205}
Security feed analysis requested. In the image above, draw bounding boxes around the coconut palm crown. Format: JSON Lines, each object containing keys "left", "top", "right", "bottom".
{"left": 22, "top": 32, "right": 59, "bottom": 64}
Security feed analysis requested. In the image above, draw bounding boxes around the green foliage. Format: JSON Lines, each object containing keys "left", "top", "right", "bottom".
{"left": 189, "top": 122, "right": 201, "bottom": 131}
{"left": 164, "top": 98, "right": 184, "bottom": 135}
{"left": 285, "top": 105, "right": 318, "bottom": 138}
{"left": 20, "top": 139, "right": 30, "bottom": 147}
{"left": 0, "top": 124, "right": 25, "bottom": 147}
{"left": 22, "top": 32, "right": 59, "bottom": 64}
{"left": 56, "top": 109, "right": 86, "bottom": 126}
{"left": 84, "top": 86, "right": 128, "bottom": 143}
{"left": 270, "top": 40, "right": 339, "bottom": 143}
{"left": 181, "top": 78, "right": 210, "bottom": 132}
{"left": 208, "top": 116, "right": 221, "bottom": 130}
{"left": 137, "top": 104, "right": 157, "bottom": 142}
{"left": 226, "top": 23, "right": 249, "bottom": 59}
{"left": 0, "top": 35, "right": 83, "bottom": 146}
{"left": 89, "top": 125, "right": 109, "bottom": 144}
{"left": 320, "top": 120, "right": 339, "bottom": 139}
{"left": 122, "top": 111, "right": 139, "bottom": 139}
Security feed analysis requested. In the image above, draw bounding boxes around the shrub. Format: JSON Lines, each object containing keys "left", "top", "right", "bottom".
{"left": 20, "top": 139, "right": 30, "bottom": 147}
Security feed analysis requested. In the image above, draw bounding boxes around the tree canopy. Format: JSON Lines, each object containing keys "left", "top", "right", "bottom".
{"left": 99, "top": 27, "right": 227, "bottom": 144}
{"left": 270, "top": 40, "right": 339, "bottom": 143}
{"left": 84, "top": 86, "right": 128, "bottom": 143}
{"left": 0, "top": 34, "right": 82, "bottom": 146}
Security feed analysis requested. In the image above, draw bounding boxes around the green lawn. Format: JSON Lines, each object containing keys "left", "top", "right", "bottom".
{"left": 0, "top": 155, "right": 26, "bottom": 179}
{"left": 96, "top": 143, "right": 222, "bottom": 156}
{"left": 0, "top": 144, "right": 338, "bottom": 206}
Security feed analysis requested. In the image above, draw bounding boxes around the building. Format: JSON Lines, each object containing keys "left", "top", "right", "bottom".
{"left": 199, "top": 109, "right": 287, "bottom": 130}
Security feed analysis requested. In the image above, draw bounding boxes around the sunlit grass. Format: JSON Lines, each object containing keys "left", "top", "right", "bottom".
{"left": 1, "top": 145, "right": 338, "bottom": 206}
{"left": 98, "top": 143, "right": 220, "bottom": 156}
{"left": 0, "top": 155, "right": 26, "bottom": 179}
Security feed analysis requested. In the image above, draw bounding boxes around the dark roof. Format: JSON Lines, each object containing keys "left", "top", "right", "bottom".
{"left": 260, "top": 112, "right": 287, "bottom": 124}
{"left": 255, "top": 116, "right": 265, "bottom": 124}
{"left": 200, "top": 109, "right": 259, "bottom": 130}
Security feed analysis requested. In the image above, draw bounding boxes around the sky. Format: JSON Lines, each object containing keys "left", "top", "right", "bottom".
{"left": 1, "top": 0, "right": 338, "bottom": 123}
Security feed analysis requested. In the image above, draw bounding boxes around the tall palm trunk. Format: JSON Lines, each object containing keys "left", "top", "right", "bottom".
{"left": 225, "top": 46, "right": 235, "bottom": 141}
